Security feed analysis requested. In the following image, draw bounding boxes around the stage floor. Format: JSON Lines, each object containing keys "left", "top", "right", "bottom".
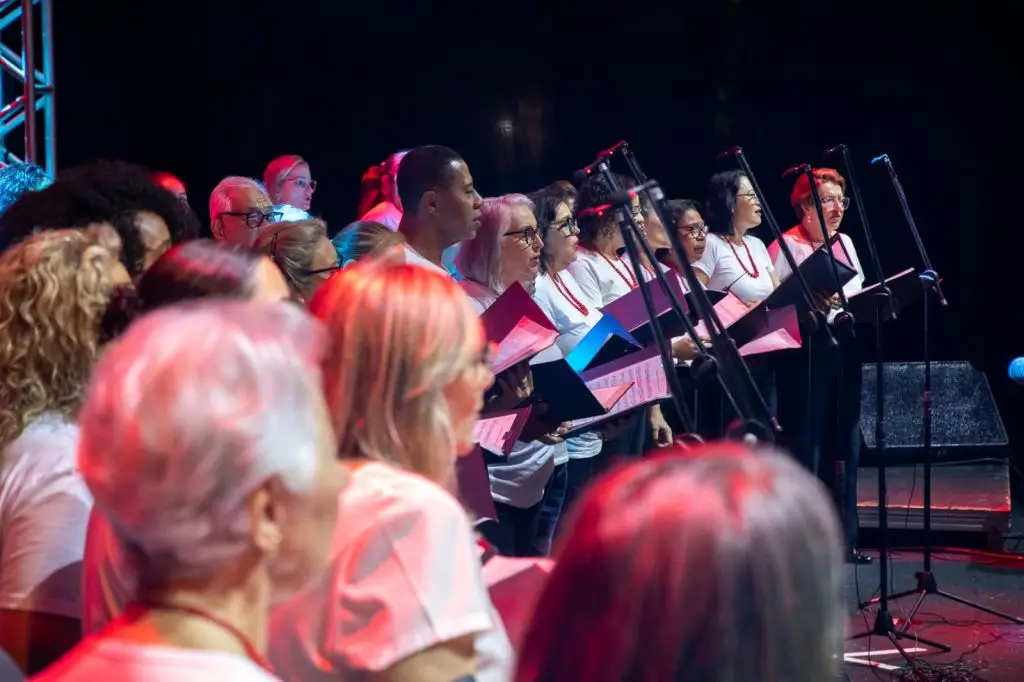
{"left": 843, "top": 534, "right": 1024, "bottom": 680}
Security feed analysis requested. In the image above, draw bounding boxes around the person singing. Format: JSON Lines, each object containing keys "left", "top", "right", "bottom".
{"left": 768, "top": 167, "right": 869, "bottom": 565}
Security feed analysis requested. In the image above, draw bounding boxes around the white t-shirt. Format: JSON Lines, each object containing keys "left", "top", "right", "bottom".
{"left": 567, "top": 248, "right": 646, "bottom": 306}
{"left": 31, "top": 638, "right": 279, "bottom": 682}
{"left": 360, "top": 201, "right": 402, "bottom": 231}
{"left": 267, "top": 462, "right": 513, "bottom": 682}
{"left": 459, "top": 279, "right": 559, "bottom": 506}
{"left": 692, "top": 233, "right": 776, "bottom": 304}
{"left": 533, "top": 271, "right": 605, "bottom": 462}
{"left": 0, "top": 413, "right": 91, "bottom": 619}
{"left": 768, "top": 226, "right": 866, "bottom": 315}
{"left": 402, "top": 244, "right": 453, "bottom": 278}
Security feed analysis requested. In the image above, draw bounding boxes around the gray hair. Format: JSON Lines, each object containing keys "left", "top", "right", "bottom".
{"left": 209, "top": 176, "right": 267, "bottom": 225}
{"left": 254, "top": 219, "right": 328, "bottom": 297}
{"left": 454, "top": 193, "right": 533, "bottom": 293}
{"left": 77, "top": 300, "right": 326, "bottom": 583}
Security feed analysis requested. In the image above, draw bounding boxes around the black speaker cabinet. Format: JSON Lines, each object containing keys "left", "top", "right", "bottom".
{"left": 859, "top": 361, "right": 1010, "bottom": 465}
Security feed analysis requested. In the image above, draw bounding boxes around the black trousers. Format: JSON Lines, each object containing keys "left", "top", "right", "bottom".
{"left": 484, "top": 500, "right": 542, "bottom": 557}
{"left": 776, "top": 330, "right": 863, "bottom": 549}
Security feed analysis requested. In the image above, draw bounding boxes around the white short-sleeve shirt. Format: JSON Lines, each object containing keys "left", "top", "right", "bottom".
{"left": 267, "top": 462, "right": 513, "bottom": 682}
{"left": 692, "top": 233, "right": 776, "bottom": 304}
{"left": 0, "top": 413, "right": 92, "bottom": 619}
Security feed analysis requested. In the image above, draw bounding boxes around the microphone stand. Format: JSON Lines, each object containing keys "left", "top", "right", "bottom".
{"left": 833, "top": 147, "right": 949, "bottom": 667}
{"left": 586, "top": 160, "right": 699, "bottom": 436}
{"left": 616, "top": 145, "right": 746, "bottom": 423}
{"left": 608, "top": 145, "right": 776, "bottom": 439}
{"left": 875, "top": 154, "right": 1022, "bottom": 628}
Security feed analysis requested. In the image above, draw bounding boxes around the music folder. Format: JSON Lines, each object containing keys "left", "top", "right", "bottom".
{"left": 456, "top": 446, "right": 497, "bottom": 525}
{"left": 692, "top": 292, "right": 800, "bottom": 355}
{"left": 473, "top": 406, "right": 533, "bottom": 456}
{"left": 479, "top": 281, "right": 559, "bottom": 374}
{"left": 526, "top": 357, "right": 632, "bottom": 424}
{"left": 566, "top": 345, "right": 673, "bottom": 436}
{"left": 845, "top": 268, "right": 920, "bottom": 323}
{"left": 684, "top": 289, "right": 727, "bottom": 319}
{"left": 765, "top": 241, "right": 858, "bottom": 310}
{"left": 599, "top": 272, "right": 689, "bottom": 345}
{"left": 565, "top": 314, "right": 643, "bottom": 373}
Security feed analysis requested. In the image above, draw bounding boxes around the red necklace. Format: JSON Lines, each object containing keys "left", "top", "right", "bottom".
{"left": 725, "top": 236, "right": 760, "bottom": 279}
{"left": 592, "top": 249, "right": 639, "bottom": 290}
{"left": 136, "top": 599, "right": 272, "bottom": 673}
{"left": 551, "top": 272, "right": 589, "bottom": 315}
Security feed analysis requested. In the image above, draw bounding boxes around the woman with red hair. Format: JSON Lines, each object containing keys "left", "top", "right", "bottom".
{"left": 515, "top": 441, "right": 845, "bottom": 682}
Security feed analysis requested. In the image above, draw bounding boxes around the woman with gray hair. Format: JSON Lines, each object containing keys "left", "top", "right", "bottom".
{"left": 255, "top": 219, "right": 340, "bottom": 303}
{"left": 516, "top": 441, "right": 846, "bottom": 682}
{"left": 37, "top": 301, "right": 347, "bottom": 682}
{"left": 453, "top": 194, "right": 562, "bottom": 557}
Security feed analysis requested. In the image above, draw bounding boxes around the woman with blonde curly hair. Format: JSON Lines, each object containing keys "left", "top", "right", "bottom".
{"left": 0, "top": 230, "right": 126, "bottom": 674}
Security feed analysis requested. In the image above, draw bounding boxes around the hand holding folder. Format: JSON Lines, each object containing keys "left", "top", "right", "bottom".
{"left": 479, "top": 281, "right": 559, "bottom": 374}
{"left": 844, "top": 268, "right": 921, "bottom": 323}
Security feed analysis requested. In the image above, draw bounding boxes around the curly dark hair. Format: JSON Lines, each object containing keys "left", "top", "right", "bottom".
{"left": 0, "top": 162, "right": 50, "bottom": 216}
{"left": 0, "top": 160, "right": 200, "bottom": 276}
{"left": 575, "top": 172, "right": 634, "bottom": 247}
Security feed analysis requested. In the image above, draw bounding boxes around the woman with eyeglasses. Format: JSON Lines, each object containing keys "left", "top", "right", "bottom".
{"left": 527, "top": 183, "right": 638, "bottom": 554}
{"left": 255, "top": 219, "right": 340, "bottom": 303}
{"left": 768, "top": 168, "right": 870, "bottom": 565}
{"left": 454, "top": 194, "right": 562, "bottom": 558}
{"left": 657, "top": 199, "right": 709, "bottom": 272}
{"left": 693, "top": 171, "right": 779, "bottom": 303}
{"left": 263, "top": 155, "right": 316, "bottom": 213}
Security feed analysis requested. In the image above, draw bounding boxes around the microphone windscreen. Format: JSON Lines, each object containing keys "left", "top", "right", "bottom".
{"left": 1008, "top": 357, "right": 1024, "bottom": 384}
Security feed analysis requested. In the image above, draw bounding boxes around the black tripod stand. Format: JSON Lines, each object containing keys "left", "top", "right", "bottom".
{"left": 874, "top": 155, "right": 1024, "bottom": 628}
{"left": 824, "top": 148, "right": 948, "bottom": 666}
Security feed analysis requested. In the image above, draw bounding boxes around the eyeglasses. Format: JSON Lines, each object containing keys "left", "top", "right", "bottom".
{"left": 505, "top": 227, "right": 540, "bottom": 247}
{"left": 736, "top": 192, "right": 758, "bottom": 201}
{"left": 682, "top": 224, "right": 708, "bottom": 239}
{"left": 221, "top": 210, "right": 282, "bottom": 229}
{"left": 819, "top": 196, "right": 851, "bottom": 210}
{"left": 285, "top": 177, "right": 317, "bottom": 192}
{"left": 552, "top": 217, "right": 579, "bottom": 237}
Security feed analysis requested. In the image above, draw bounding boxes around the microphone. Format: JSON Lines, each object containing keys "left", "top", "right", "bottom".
{"left": 871, "top": 154, "right": 889, "bottom": 165}
{"left": 782, "top": 163, "right": 811, "bottom": 179}
{"left": 721, "top": 272, "right": 746, "bottom": 295}
{"left": 577, "top": 203, "right": 613, "bottom": 219}
{"left": 1008, "top": 358, "right": 1024, "bottom": 384}
{"left": 717, "top": 146, "right": 742, "bottom": 160}
{"left": 573, "top": 141, "right": 630, "bottom": 185}
{"left": 824, "top": 144, "right": 846, "bottom": 156}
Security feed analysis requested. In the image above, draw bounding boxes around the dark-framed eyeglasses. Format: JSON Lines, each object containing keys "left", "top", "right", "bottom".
{"left": 552, "top": 216, "right": 579, "bottom": 237}
{"left": 505, "top": 227, "right": 540, "bottom": 247}
{"left": 221, "top": 210, "right": 282, "bottom": 229}
{"left": 270, "top": 231, "right": 341, "bottom": 278}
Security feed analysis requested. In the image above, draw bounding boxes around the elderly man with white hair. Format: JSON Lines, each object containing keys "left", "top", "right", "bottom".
{"left": 209, "top": 176, "right": 280, "bottom": 248}
{"left": 37, "top": 301, "right": 346, "bottom": 682}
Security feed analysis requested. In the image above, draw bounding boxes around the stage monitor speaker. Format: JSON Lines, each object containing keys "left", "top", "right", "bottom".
{"left": 859, "top": 361, "right": 1009, "bottom": 465}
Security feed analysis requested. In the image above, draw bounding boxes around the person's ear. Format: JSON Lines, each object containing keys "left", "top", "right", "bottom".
{"left": 422, "top": 189, "right": 441, "bottom": 217}
{"left": 211, "top": 217, "right": 225, "bottom": 240}
{"left": 247, "top": 478, "right": 286, "bottom": 558}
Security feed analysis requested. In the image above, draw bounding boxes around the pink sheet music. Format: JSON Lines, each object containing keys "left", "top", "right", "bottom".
{"left": 492, "top": 315, "right": 559, "bottom": 374}
{"left": 692, "top": 291, "right": 750, "bottom": 337}
{"left": 474, "top": 413, "right": 520, "bottom": 455}
{"left": 738, "top": 305, "right": 802, "bottom": 356}
{"left": 570, "top": 355, "right": 670, "bottom": 430}
{"left": 591, "top": 382, "right": 633, "bottom": 410}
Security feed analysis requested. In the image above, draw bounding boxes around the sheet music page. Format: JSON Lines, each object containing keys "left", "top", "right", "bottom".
{"left": 474, "top": 413, "right": 520, "bottom": 455}
{"left": 570, "top": 355, "right": 670, "bottom": 430}
{"left": 492, "top": 315, "right": 559, "bottom": 374}
{"left": 692, "top": 292, "right": 750, "bottom": 337}
{"left": 849, "top": 267, "right": 916, "bottom": 299}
